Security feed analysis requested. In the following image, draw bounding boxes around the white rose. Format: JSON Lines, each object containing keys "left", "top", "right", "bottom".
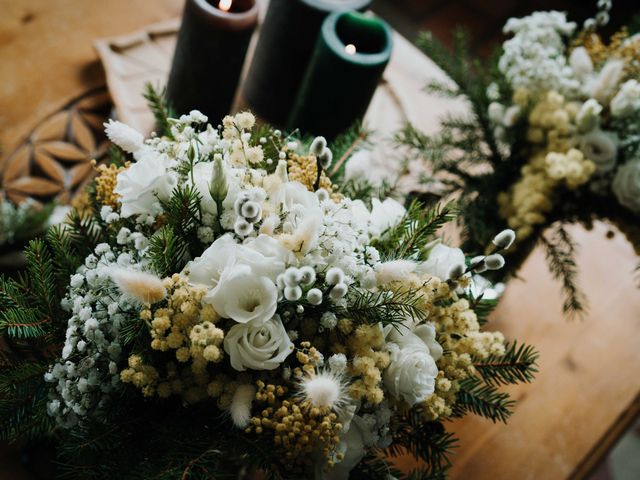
{"left": 190, "top": 161, "right": 216, "bottom": 214}
{"left": 272, "top": 180, "right": 320, "bottom": 214}
{"left": 383, "top": 327, "right": 439, "bottom": 406}
{"left": 223, "top": 314, "right": 293, "bottom": 371}
{"left": 579, "top": 130, "right": 618, "bottom": 173}
{"left": 114, "top": 151, "right": 177, "bottom": 217}
{"left": 610, "top": 79, "right": 640, "bottom": 118}
{"left": 417, "top": 243, "right": 466, "bottom": 281}
{"left": 369, "top": 198, "right": 406, "bottom": 237}
{"left": 243, "top": 234, "right": 295, "bottom": 270}
{"left": 612, "top": 160, "right": 640, "bottom": 213}
{"left": 205, "top": 264, "right": 278, "bottom": 324}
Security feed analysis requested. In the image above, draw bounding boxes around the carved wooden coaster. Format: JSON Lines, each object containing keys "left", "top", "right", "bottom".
{"left": 0, "top": 89, "right": 112, "bottom": 206}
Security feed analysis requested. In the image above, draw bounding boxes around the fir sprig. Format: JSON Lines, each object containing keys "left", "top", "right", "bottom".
{"left": 540, "top": 224, "right": 587, "bottom": 318}
{"left": 143, "top": 83, "right": 175, "bottom": 139}
{"left": 454, "top": 376, "right": 514, "bottom": 423}
{"left": 474, "top": 342, "right": 539, "bottom": 386}
{"left": 341, "top": 287, "right": 427, "bottom": 328}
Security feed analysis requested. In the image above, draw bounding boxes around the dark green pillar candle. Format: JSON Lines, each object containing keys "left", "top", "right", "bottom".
{"left": 243, "top": 0, "right": 371, "bottom": 127}
{"left": 288, "top": 11, "right": 392, "bottom": 139}
{"left": 166, "top": 0, "right": 258, "bottom": 123}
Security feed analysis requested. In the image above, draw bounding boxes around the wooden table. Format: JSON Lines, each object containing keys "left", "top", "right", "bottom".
{"left": 1, "top": 1, "right": 639, "bottom": 479}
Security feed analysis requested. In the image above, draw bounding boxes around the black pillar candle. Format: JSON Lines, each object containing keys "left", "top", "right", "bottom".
{"left": 243, "top": 0, "right": 371, "bottom": 127}
{"left": 288, "top": 11, "right": 392, "bottom": 140}
{"left": 166, "top": 0, "right": 258, "bottom": 123}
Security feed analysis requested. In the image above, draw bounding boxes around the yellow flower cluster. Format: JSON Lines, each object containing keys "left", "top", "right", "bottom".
{"left": 345, "top": 325, "right": 390, "bottom": 405}
{"left": 574, "top": 28, "right": 640, "bottom": 79}
{"left": 93, "top": 161, "right": 128, "bottom": 209}
{"left": 222, "top": 113, "right": 264, "bottom": 166}
{"left": 386, "top": 274, "right": 505, "bottom": 420}
{"left": 248, "top": 380, "right": 343, "bottom": 468}
{"left": 498, "top": 91, "right": 595, "bottom": 241}
{"left": 120, "top": 274, "right": 227, "bottom": 404}
{"left": 287, "top": 153, "right": 341, "bottom": 201}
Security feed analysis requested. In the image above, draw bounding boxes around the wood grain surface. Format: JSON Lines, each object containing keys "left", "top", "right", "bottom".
{"left": 0, "top": 1, "right": 639, "bottom": 480}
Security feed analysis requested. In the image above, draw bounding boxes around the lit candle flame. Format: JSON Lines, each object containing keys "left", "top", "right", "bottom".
{"left": 219, "top": 0, "right": 232, "bottom": 12}
{"left": 345, "top": 44, "right": 356, "bottom": 55}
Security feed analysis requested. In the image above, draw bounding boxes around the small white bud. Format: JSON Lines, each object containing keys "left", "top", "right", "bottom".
{"left": 234, "top": 218, "right": 253, "bottom": 237}
{"left": 284, "top": 286, "right": 303, "bottom": 301}
{"left": 484, "top": 253, "right": 506, "bottom": 270}
{"left": 275, "top": 159, "right": 289, "bottom": 182}
{"left": 310, "top": 136, "right": 327, "bottom": 156}
{"left": 307, "top": 288, "right": 323, "bottom": 305}
{"left": 325, "top": 267, "right": 344, "bottom": 285}
{"left": 470, "top": 256, "right": 488, "bottom": 273}
{"left": 492, "top": 229, "right": 516, "bottom": 250}
{"left": 447, "top": 263, "right": 466, "bottom": 280}
{"left": 318, "top": 149, "right": 333, "bottom": 169}
{"left": 241, "top": 201, "right": 262, "bottom": 222}
{"left": 299, "top": 266, "right": 316, "bottom": 286}
{"left": 284, "top": 267, "right": 302, "bottom": 287}
{"left": 329, "top": 282, "right": 348, "bottom": 300}
{"left": 296, "top": 305, "right": 305, "bottom": 314}
{"left": 316, "top": 188, "right": 330, "bottom": 202}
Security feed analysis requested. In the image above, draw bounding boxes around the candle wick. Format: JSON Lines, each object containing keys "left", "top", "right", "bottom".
{"left": 345, "top": 44, "right": 357, "bottom": 55}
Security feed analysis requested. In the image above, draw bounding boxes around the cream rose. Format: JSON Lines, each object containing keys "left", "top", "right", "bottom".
{"left": 612, "top": 159, "right": 640, "bottom": 213}
{"left": 114, "top": 151, "right": 177, "bottom": 217}
{"left": 383, "top": 325, "right": 440, "bottom": 406}
{"left": 205, "top": 264, "right": 278, "bottom": 325}
{"left": 223, "top": 315, "right": 293, "bottom": 371}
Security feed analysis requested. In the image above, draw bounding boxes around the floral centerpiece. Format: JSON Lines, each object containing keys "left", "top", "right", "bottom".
{"left": 398, "top": 0, "right": 640, "bottom": 316}
{"left": 0, "top": 101, "right": 537, "bottom": 479}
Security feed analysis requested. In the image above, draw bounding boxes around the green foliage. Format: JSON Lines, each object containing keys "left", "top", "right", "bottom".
{"left": 158, "top": 184, "right": 204, "bottom": 265}
{"left": 454, "top": 376, "right": 514, "bottom": 423}
{"left": 540, "top": 224, "right": 587, "bottom": 318}
{"left": 143, "top": 83, "right": 175, "bottom": 139}
{"left": 474, "top": 342, "right": 539, "bottom": 386}
{"left": 470, "top": 296, "right": 498, "bottom": 326}
{"left": 341, "top": 287, "right": 427, "bottom": 328}
{"left": 374, "top": 200, "right": 457, "bottom": 261}
{"left": 385, "top": 413, "right": 457, "bottom": 479}
{"left": 148, "top": 225, "right": 190, "bottom": 278}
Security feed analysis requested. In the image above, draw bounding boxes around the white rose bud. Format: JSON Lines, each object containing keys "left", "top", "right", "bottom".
{"left": 209, "top": 153, "right": 228, "bottom": 205}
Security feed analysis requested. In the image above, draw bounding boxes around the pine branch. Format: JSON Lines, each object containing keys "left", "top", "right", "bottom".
{"left": 385, "top": 413, "right": 456, "bottom": 478}
{"left": 374, "top": 200, "right": 457, "bottom": 261}
{"left": 474, "top": 342, "right": 539, "bottom": 386}
{"left": 144, "top": 83, "right": 175, "bottom": 139}
{"left": 341, "top": 287, "right": 427, "bottom": 327}
{"left": 470, "top": 296, "right": 498, "bottom": 326}
{"left": 148, "top": 226, "right": 190, "bottom": 278}
{"left": 540, "top": 224, "right": 587, "bottom": 319}
{"left": 454, "top": 376, "right": 514, "bottom": 423}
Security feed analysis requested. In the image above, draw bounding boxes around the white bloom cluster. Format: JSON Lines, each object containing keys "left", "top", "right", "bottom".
{"left": 44, "top": 235, "right": 147, "bottom": 427}
{"left": 499, "top": 11, "right": 578, "bottom": 96}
